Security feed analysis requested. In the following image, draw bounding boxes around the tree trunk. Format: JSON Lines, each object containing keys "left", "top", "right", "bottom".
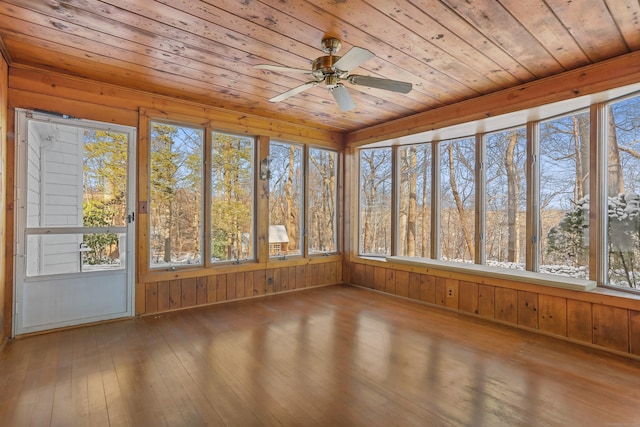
{"left": 361, "top": 152, "right": 378, "bottom": 253}
{"left": 407, "top": 146, "right": 417, "bottom": 256}
{"left": 505, "top": 131, "right": 519, "bottom": 263}
{"left": 576, "top": 114, "right": 590, "bottom": 198}
{"left": 309, "top": 151, "right": 336, "bottom": 252}
{"left": 608, "top": 105, "right": 625, "bottom": 196}
{"left": 399, "top": 153, "right": 408, "bottom": 254}
{"left": 421, "top": 146, "right": 429, "bottom": 257}
{"left": 284, "top": 146, "right": 297, "bottom": 251}
{"left": 447, "top": 144, "right": 474, "bottom": 260}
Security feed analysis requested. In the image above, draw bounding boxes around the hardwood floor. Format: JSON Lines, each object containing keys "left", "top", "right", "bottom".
{"left": 1, "top": 285, "right": 640, "bottom": 426}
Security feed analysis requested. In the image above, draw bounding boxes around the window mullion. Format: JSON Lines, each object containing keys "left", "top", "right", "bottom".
{"left": 431, "top": 142, "right": 441, "bottom": 260}
{"left": 475, "top": 133, "right": 486, "bottom": 265}
{"left": 203, "top": 127, "right": 212, "bottom": 267}
{"left": 526, "top": 121, "right": 540, "bottom": 271}
{"left": 592, "top": 103, "right": 607, "bottom": 284}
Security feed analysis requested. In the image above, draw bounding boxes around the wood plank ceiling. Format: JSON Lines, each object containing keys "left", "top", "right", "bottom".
{"left": 0, "top": 0, "right": 639, "bottom": 133}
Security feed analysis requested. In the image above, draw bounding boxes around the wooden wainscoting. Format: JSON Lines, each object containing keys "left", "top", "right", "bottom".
{"left": 139, "top": 260, "right": 342, "bottom": 315}
{"left": 346, "top": 258, "right": 640, "bottom": 358}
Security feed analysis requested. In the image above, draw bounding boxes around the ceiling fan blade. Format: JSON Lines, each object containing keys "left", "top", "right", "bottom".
{"left": 255, "top": 64, "right": 311, "bottom": 74}
{"left": 269, "top": 81, "right": 318, "bottom": 103}
{"left": 330, "top": 84, "right": 356, "bottom": 111}
{"left": 347, "top": 75, "right": 413, "bottom": 94}
{"left": 333, "top": 47, "right": 375, "bottom": 72}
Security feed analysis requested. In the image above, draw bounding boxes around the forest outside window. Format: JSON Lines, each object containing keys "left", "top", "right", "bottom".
{"left": 210, "top": 132, "right": 255, "bottom": 263}
{"left": 398, "top": 145, "right": 431, "bottom": 258}
{"left": 359, "top": 147, "right": 392, "bottom": 256}
{"left": 484, "top": 127, "right": 526, "bottom": 269}
{"left": 539, "top": 111, "right": 590, "bottom": 279}
{"left": 357, "top": 86, "right": 640, "bottom": 293}
{"left": 149, "top": 121, "right": 203, "bottom": 269}
{"left": 606, "top": 94, "right": 640, "bottom": 290}
{"left": 440, "top": 138, "right": 475, "bottom": 263}
{"left": 308, "top": 147, "right": 338, "bottom": 254}
{"left": 269, "top": 141, "right": 304, "bottom": 258}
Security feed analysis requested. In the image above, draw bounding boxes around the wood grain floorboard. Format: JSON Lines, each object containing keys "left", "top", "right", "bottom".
{"left": 2, "top": 284, "right": 640, "bottom": 426}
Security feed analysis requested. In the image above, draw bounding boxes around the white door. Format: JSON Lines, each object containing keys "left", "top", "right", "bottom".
{"left": 13, "top": 110, "right": 136, "bottom": 335}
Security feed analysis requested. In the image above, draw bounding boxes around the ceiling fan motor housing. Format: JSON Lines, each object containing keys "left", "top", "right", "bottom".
{"left": 312, "top": 56, "right": 349, "bottom": 81}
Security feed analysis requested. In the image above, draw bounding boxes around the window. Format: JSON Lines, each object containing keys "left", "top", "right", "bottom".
{"left": 484, "top": 127, "right": 527, "bottom": 268}
{"left": 210, "top": 132, "right": 254, "bottom": 263}
{"left": 356, "top": 84, "right": 640, "bottom": 292}
{"left": 359, "top": 147, "right": 392, "bottom": 256}
{"left": 147, "top": 122, "right": 339, "bottom": 268}
{"left": 607, "top": 95, "right": 640, "bottom": 289}
{"left": 25, "top": 124, "right": 129, "bottom": 276}
{"left": 539, "top": 111, "right": 590, "bottom": 279}
{"left": 269, "top": 141, "right": 304, "bottom": 257}
{"left": 149, "top": 122, "right": 203, "bottom": 268}
{"left": 398, "top": 144, "right": 431, "bottom": 257}
{"left": 440, "top": 138, "right": 475, "bottom": 262}
{"left": 308, "top": 147, "right": 338, "bottom": 254}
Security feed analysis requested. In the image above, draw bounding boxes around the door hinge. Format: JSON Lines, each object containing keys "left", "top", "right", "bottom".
{"left": 127, "top": 212, "right": 135, "bottom": 223}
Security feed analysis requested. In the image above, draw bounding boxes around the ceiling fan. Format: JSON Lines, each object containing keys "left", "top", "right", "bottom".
{"left": 255, "top": 37, "right": 412, "bottom": 112}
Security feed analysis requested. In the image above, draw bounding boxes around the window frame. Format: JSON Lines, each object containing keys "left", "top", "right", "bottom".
{"left": 147, "top": 118, "right": 260, "bottom": 271}
{"left": 268, "top": 139, "right": 306, "bottom": 260}
{"left": 358, "top": 146, "right": 393, "bottom": 257}
{"left": 148, "top": 119, "right": 206, "bottom": 270}
{"left": 209, "top": 130, "right": 256, "bottom": 265}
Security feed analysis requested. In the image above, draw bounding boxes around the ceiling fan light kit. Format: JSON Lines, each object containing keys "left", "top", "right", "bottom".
{"left": 255, "top": 37, "right": 413, "bottom": 112}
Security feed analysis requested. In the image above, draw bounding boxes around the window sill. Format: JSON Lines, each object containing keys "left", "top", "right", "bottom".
{"left": 386, "top": 256, "right": 596, "bottom": 292}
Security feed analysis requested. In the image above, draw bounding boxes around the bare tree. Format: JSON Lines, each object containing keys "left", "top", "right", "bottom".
{"left": 360, "top": 148, "right": 392, "bottom": 254}
{"left": 284, "top": 145, "right": 298, "bottom": 250}
{"left": 447, "top": 144, "right": 475, "bottom": 260}
{"left": 309, "top": 148, "right": 337, "bottom": 252}
{"left": 608, "top": 105, "right": 625, "bottom": 196}
{"left": 505, "top": 131, "right": 520, "bottom": 262}
{"left": 421, "top": 145, "right": 430, "bottom": 257}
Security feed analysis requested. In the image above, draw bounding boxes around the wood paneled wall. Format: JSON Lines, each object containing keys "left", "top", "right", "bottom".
{"left": 7, "top": 66, "right": 341, "bottom": 146}
{"left": 346, "top": 258, "right": 640, "bottom": 358}
{"left": 141, "top": 261, "right": 342, "bottom": 315}
{"left": 3, "top": 66, "right": 344, "bottom": 332}
{"left": 0, "top": 53, "right": 7, "bottom": 338}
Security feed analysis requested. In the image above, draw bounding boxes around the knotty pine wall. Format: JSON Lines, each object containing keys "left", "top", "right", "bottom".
{"left": 0, "top": 53, "right": 7, "bottom": 339}
{"left": 4, "top": 65, "right": 344, "bottom": 335}
{"left": 143, "top": 261, "right": 342, "bottom": 315}
{"left": 345, "top": 258, "right": 640, "bottom": 358}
